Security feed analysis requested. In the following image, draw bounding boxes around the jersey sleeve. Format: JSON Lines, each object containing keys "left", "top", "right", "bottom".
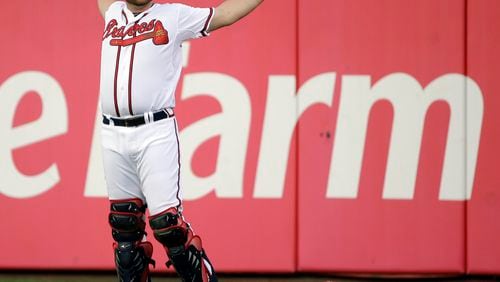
{"left": 104, "top": 1, "right": 125, "bottom": 24}
{"left": 176, "top": 4, "right": 215, "bottom": 42}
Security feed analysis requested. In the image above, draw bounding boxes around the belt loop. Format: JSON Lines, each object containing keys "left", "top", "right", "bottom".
{"left": 104, "top": 114, "right": 114, "bottom": 126}
{"left": 164, "top": 107, "right": 174, "bottom": 117}
{"left": 143, "top": 112, "right": 150, "bottom": 124}
{"left": 148, "top": 111, "right": 154, "bottom": 122}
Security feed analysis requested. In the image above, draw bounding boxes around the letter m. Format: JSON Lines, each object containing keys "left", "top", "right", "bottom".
{"left": 327, "top": 73, "right": 483, "bottom": 200}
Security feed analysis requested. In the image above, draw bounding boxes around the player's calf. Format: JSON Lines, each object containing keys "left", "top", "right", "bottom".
{"left": 109, "top": 199, "right": 155, "bottom": 282}
{"left": 149, "top": 208, "right": 217, "bottom": 282}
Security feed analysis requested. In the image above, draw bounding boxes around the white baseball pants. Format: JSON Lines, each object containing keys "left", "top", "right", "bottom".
{"left": 100, "top": 116, "right": 182, "bottom": 216}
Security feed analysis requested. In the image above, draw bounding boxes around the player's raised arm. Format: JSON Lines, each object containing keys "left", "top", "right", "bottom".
{"left": 97, "top": 0, "right": 117, "bottom": 18}
{"left": 209, "top": 0, "right": 263, "bottom": 32}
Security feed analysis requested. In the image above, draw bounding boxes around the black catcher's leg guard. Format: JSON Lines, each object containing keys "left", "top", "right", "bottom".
{"left": 149, "top": 208, "right": 217, "bottom": 282}
{"left": 109, "top": 199, "right": 155, "bottom": 282}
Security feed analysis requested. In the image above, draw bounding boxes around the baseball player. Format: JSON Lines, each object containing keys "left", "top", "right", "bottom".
{"left": 96, "top": 0, "right": 263, "bottom": 281}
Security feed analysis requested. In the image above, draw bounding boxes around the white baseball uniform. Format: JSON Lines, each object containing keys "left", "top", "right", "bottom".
{"left": 99, "top": 1, "right": 214, "bottom": 215}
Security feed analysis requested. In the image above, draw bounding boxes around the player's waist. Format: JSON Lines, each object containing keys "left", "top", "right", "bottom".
{"left": 103, "top": 108, "right": 175, "bottom": 127}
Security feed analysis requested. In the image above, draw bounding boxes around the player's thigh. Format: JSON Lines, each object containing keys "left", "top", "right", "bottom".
{"left": 101, "top": 127, "right": 143, "bottom": 201}
{"left": 137, "top": 118, "right": 181, "bottom": 215}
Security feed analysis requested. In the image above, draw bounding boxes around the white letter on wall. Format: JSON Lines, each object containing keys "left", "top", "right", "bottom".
{"left": 0, "top": 71, "right": 68, "bottom": 198}
{"left": 180, "top": 73, "right": 251, "bottom": 200}
{"left": 84, "top": 106, "right": 107, "bottom": 197}
{"left": 327, "top": 73, "right": 483, "bottom": 200}
{"left": 254, "top": 73, "right": 336, "bottom": 198}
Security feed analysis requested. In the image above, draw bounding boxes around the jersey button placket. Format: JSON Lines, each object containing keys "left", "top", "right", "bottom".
{"left": 118, "top": 46, "right": 131, "bottom": 116}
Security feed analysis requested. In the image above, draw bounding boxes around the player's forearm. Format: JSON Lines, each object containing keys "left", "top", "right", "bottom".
{"left": 209, "top": 0, "right": 263, "bottom": 31}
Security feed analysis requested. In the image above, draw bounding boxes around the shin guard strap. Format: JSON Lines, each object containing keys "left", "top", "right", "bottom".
{"left": 114, "top": 241, "right": 155, "bottom": 282}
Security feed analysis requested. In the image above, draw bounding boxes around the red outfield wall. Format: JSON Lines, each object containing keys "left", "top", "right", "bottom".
{"left": 0, "top": 0, "right": 499, "bottom": 275}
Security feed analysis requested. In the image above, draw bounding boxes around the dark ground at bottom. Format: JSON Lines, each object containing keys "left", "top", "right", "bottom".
{"left": 0, "top": 273, "right": 497, "bottom": 282}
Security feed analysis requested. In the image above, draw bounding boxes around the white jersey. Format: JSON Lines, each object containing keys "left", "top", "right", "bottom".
{"left": 99, "top": 1, "right": 214, "bottom": 117}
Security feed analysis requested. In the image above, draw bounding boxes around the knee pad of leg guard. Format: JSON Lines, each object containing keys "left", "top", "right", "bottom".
{"left": 109, "top": 199, "right": 147, "bottom": 242}
{"left": 149, "top": 207, "right": 188, "bottom": 248}
{"left": 149, "top": 208, "right": 217, "bottom": 282}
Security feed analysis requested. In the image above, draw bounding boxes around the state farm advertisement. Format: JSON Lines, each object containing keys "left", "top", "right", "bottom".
{"left": 0, "top": 0, "right": 499, "bottom": 275}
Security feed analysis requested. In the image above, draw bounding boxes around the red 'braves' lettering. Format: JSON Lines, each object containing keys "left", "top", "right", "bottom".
{"left": 103, "top": 19, "right": 160, "bottom": 42}
{"left": 110, "top": 21, "right": 169, "bottom": 46}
